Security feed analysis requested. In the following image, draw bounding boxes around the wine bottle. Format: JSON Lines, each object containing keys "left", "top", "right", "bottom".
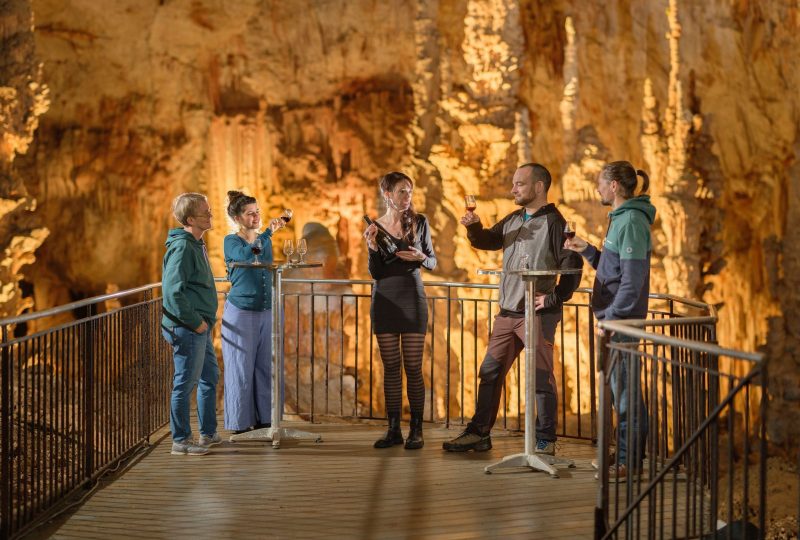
{"left": 363, "top": 215, "right": 399, "bottom": 263}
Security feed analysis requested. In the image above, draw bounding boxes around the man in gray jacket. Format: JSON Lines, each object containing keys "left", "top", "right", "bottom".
{"left": 443, "top": 163, "right": 582, "bottom": 453}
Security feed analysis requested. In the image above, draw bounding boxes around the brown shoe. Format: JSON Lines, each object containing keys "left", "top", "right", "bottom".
{"left": 595, "top": 463, "right": 639, "bottom": 482}
{"left": 442, "top": 430, "right": 492, "bottom": 452}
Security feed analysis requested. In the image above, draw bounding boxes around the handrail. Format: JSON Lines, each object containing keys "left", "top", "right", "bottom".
{"left": 598, "top": 320, "right": 762, "bottom": 362}
{"left": 0, "top": 279, "right": 716, "bottom": 331}
{"left": 0, "top": 282, "right": 162, "bottom": 327}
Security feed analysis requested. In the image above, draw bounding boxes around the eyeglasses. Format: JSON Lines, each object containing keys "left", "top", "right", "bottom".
{"left": 191, "top": 211, "right": 213, "bottom": 218}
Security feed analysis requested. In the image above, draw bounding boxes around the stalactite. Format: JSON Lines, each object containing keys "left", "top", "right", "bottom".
{"left": 641, "top": 0, "right": 701, "bottom": 300}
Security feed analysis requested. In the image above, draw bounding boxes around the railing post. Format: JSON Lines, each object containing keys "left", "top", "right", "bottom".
{"left": 589, "top": 305, "right": 597, "bottom": 443}
{"left": 595, "top": 329, "right": 611, "bottom": 540}
{"left": 310, "top": 282, "right": 315, "bottom": 423}
{"left": 2, "top": 325, "right": 11, "bottom": 539}
{"left": 445, "top": 285, "right": 451, "bottom": 429}
{"left": 142, "top": 289, "right": 153, "bottom": 443}
{"left": 83, "top": 306, "right": 95, "bottom": 483}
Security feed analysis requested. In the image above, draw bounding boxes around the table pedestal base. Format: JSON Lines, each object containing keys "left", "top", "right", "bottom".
{"left": 484, "top": 452, "right": 575, "bottom": 477}
{"left": 229, "top": 427, "right": 323, "bottom": 449}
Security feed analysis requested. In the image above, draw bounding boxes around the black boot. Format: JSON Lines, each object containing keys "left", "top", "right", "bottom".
{"left": 404, "top": 411, "right": 424, "bottom": 450}
{"left": 374, "top": 412, "right": 404, "bottom": 448}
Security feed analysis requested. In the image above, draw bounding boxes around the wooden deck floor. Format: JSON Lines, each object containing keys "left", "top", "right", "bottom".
{"left": 42, "top": 421, "right": 602, "bottom": 539}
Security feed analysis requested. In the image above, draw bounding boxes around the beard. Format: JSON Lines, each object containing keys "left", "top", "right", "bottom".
{"left": 514, "top": 194, "right": 535, "bottom": 206}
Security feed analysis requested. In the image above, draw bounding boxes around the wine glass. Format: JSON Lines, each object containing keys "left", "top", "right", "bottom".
{"left": 297, "top": 238, "right": 308, "bottom": 264}
{"left": 464, "top": 195, "right": 477, "bottom": 213}
{"left": 518, "top": 253, "right": 530, "bottom": 271}
{"left": 283, "top": 239, "right": 294, "bottom": 264}
{"left": 564, "top": 220, "right": 576, "bottom": 240}
{"left": 280, "top": 208, "right": 293, "bottom": 224}
{"left": 251, "top": 238, "right": 263, "bottom": 264}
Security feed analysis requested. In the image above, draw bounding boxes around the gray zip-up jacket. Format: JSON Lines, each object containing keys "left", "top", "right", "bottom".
{"left": 466, "top": 204, "right": 583, "bottom": 315}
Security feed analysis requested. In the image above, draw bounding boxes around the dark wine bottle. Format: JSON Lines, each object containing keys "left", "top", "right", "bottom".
{"left": 363, "top": 215, "right": 398, "bottom": 263}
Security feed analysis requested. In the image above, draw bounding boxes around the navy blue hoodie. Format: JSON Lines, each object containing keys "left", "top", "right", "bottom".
{"left": 582, "top": 195, "right": 656, "bottom": 321}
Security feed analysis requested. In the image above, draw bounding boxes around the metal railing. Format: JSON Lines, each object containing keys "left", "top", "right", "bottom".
{"left": 0, "top": 277, "right": 717, "bottom": 538}
{"left": 0, "top": 285, "right": 172, "bottom": 539}
{"left": 277, "top": 278, "right": 713, "bottom": 443}
{"left": 594, "top": 318, "right": 767, "bottom": 539}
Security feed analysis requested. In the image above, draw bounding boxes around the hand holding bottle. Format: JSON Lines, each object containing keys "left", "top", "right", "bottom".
{"left": 363, "top": 222, "right": 378, "bottom": 251}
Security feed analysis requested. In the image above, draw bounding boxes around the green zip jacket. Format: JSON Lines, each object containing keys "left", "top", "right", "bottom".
{"left": 582, "top": 195, "right": 656, "bottom": 321}
{"left": 161, "top": 228, "right": 218, "bottom": 330}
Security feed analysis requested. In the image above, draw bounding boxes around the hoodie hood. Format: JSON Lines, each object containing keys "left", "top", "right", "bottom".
{"left": 611, "top": 195, "right": 656, "bottom": 224}
{"left": 165, "top": 227, "right": 202, "bottom": 247}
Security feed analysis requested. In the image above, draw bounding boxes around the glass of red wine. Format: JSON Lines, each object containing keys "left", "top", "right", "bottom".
{"left": 280, "top": 208, "right": 293, "bottom": 224}
{"left": 464, "top": 195, "right": 477, "bottom": 213}
{"left": 564, "top": 220, "right": 576, "bottom": 240}
{"left": 251, "top": 238, "right": 263, "bottom": 264}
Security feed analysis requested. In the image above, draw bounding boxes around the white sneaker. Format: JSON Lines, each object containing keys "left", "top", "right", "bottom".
{"left": 198, "top": 433, "right": 222, "bottom": 447}
{"left": 171, "top": 439, "right": 209, "bottom": 456}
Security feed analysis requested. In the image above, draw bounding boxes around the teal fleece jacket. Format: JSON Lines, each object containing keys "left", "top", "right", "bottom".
{"left": 582, "top": 195, "right": 656, "bottom": 321}
{"left": 161, "top": 228, "right": 218, "bottom": 330}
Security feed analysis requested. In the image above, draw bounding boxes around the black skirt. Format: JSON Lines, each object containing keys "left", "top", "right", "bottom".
{"left": 371, "top": 274, "right": 428, "bottom": 334}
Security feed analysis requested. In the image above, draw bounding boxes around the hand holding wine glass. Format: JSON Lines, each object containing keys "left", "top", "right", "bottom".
{"left": 268, "top": 217, "right": 284, "bottom": 232}
{"left": 461, "top": 195, "right": 480, "bottom": 227}
{"left": 564, "top": 236, "right": 588, "bottom": 252}
{"left": 363, "top": 222, "right": 378, "bottom": 251}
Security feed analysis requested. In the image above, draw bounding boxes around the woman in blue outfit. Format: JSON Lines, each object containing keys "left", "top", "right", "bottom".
{"left": 222, "top": 190, "right": 284, "bottom": 434}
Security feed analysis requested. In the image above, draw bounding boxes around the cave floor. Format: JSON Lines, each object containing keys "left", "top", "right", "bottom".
{"left": 41, "top": 422, "right": 611, "bottom": 539}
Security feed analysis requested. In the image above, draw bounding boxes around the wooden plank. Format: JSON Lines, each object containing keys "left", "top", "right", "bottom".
{"left": 40, "top": 421, "right": 626, "bottom": 539}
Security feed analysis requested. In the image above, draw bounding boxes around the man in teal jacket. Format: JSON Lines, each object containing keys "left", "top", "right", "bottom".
{"left": 161, "top": 193, "right": 220, "bottom": 456}
{"left": 565, "top": 161, "right": 656, "bottom": 481}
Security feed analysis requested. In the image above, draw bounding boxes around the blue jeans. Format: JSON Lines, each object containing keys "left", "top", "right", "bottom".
{"left": 609, "top": 334, "right": 648, "bottom": 467}
{"left": 162, "top": 325, "right": 219, "bottom": 442}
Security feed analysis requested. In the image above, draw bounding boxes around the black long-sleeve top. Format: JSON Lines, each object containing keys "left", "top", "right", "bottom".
{"left": 367, "top": 214, "right": 437, "bottom": 280}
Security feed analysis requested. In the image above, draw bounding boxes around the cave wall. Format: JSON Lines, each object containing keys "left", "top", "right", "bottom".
{"left": 0, "top": 0, "right": 50, "bottom": 323}
{"left": 4, "top": 0, "right": 799, "bottom": 445}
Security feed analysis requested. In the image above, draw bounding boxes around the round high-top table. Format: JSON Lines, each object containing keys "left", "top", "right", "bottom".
{"left": 478, "top": 268, "right": 582, "bottom": 477}
{"left": 228, "top": 261, "right": 322, "bottom": 448}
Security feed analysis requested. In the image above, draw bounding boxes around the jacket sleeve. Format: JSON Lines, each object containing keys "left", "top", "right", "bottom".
{"left": 224, "top": 235, "right": 250, "bottom": 265}
{"left": 465, "top": 212, "right": 512, "bottom": 251}
{"left": 581, "top": 244, "right": 602, "bottom": 269}
{"left": 162, "top": 243, "right": 203, "bottom": 330}
{"left": 604, "top": 222, "right": 650, "bottom": 320}
{"left": 543, "top": 217, "right": 584, "bottom": 309}
{"left": 259, "top": 229, "right": 274, "bottom": 264}
{"left": 418, "top": 216, "right": 437, "bottom": 271}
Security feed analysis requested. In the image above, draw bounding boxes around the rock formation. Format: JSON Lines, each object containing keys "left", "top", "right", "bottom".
{"left": 0, "top": 0, "right": 50, "bottom": 327}
{"left": 3, "top": 0, "right": 798, "bottom": 453}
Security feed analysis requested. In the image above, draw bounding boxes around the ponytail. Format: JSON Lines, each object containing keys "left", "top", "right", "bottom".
{"left": 635, "top": 169, "right": 650, "bottom": 194}
{"left": 601, "top": 161, "right": 650, "bottom": 199}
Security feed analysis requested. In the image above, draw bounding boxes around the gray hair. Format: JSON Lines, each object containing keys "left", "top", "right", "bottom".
{"left": 172, "top": 193, "right": 208, "bottom": 226}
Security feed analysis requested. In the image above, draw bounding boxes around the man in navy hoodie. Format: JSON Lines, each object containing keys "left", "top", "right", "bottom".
{"left": 161, "top": 193, "right": 220, "bottom": 456}
{"left": 565, "top": 161, "right": 657, "bottom": 480}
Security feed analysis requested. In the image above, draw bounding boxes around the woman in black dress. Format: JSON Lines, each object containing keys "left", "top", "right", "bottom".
{"left": 364, "top": 171, "right": 437, "bottom": 449}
